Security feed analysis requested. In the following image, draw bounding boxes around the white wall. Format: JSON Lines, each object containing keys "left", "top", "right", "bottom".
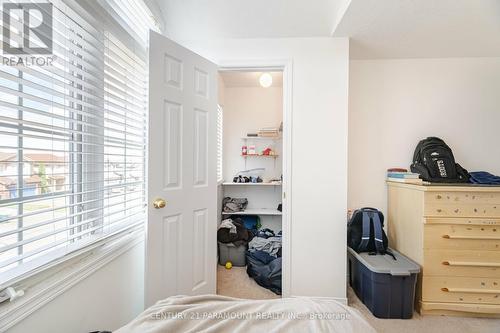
{"left": 223, "top": 86, "right": 283, "bottom": 182}
{"left": 222, "top": 85, "right": 283, "bottom": 231}
{"left": 7, "top": 37, "right": 349, "bottom": 333}
{"left": 348, "top": 57, "right": 500, "bottom": 217}
{"left": 8, "top": 241, "right": 145, "bottom": 333}
{"left": 182, "top": 37, "right": 350, "bottom": 299}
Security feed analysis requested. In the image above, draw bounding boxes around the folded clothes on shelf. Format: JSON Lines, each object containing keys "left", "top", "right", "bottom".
{"left": 222, "top": 197, "right": 248, "bottom": 213}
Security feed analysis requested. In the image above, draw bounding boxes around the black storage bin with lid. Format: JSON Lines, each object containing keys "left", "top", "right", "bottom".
{"left": 348, "top": 247, "right": 420, "bottom": 319}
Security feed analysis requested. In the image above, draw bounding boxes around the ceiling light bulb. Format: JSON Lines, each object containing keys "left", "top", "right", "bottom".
{"left": 259, "top": 73, "right": 272, "bottom": 88}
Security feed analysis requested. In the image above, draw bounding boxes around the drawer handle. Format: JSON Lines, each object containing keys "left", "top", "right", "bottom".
{"left": 441, "top": 287, "right": 500, "bottom": 294}
{"left": 442, "top": 261, "right": 500, "bottom": 268}
{"left": 442, "top": 234, "right": 500, "bottom": 240}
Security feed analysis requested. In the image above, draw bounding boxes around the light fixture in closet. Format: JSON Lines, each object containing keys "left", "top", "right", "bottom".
{"left": 259, "top": 72, "right": 273, "bottom": 88}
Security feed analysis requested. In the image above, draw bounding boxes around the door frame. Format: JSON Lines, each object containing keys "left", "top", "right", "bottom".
{"left": 218, "top": 59, "right": 293, "bottom": 297}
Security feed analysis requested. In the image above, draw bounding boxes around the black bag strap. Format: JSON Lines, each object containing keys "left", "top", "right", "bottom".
{"left": 371, "top": 211, "right": 385, "bottom": 254}
{"left": 358, "top": 211, "right": 371, "bottom": 251}
{"left": 385, "top": 248, "right": 397, "bottom": 260}
{"left": 372, "top": 212, "right": 397, "bottom": 260}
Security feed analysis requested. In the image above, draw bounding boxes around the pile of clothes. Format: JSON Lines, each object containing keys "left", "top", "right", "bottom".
{"left": 469, "top": 171, "right": 500, "bottom": 185}
{"left": 246, "top": 229, "right": 283, "bottom": 294}
{"left": 217, "top": 218, "right": 253, "bottom": 246}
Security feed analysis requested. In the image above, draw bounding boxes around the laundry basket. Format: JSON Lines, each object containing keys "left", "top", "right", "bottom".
{"left": 218, "top": 242, "right": 247, "bottom": 267}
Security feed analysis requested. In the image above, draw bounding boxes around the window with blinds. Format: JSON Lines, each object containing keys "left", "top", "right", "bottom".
{"left": 100, "top": 0, "right": 160, "bottom": 44}
{"left": 0, "top": 1, "right": 148, "bottom": 286}
{"left": 216, "top": 105, "right": 223, "bottom": 182}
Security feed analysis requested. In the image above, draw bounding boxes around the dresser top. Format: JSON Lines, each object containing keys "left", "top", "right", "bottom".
{"left": 387, "top": 181, "right": 500, "bottom": 192}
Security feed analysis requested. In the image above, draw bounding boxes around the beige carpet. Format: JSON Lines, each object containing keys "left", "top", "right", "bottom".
{"left": 217, "top": 269, "right": 500, "bottom": 332}
{"left": 217, "top": 265, "right": 280, "bottom": 299}
{"left": 348, "top": 287, "right": 500, "bottom": 333}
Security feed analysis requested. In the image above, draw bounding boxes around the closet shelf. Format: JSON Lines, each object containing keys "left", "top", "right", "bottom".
{"left": 241, "top": 154, "right": 279, "bottom": 158}
{"left": 222, "top": 182, "right": 282, "bottom": 186}
{"left": 242, "top": 136, "right": 282, "bottom": 141}
{"left": 222, "top": 208, "right": 282, "bottom": 216}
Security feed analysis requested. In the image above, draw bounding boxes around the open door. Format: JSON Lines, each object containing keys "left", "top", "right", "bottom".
{"left": 146, "top": 31, "right": 218, "bottom": 306}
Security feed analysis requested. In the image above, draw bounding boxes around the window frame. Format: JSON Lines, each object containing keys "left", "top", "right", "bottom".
{"left": 2, "top": 30, "right": 104, "bottom": 272}
{"left": 0, "top": 15, "right": 108, "bottom": 286}
{"left": 0, "top": 0, "right": 154, "bottom": 302}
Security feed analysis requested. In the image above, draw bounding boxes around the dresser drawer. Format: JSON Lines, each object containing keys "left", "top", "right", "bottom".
{"left": 424, "top": 220, "right": 500, "bottom": 251}
{"left": 422, "top": 276, "right": 500, "bottom": 305}
{"left": 424, "top": 249, "right": 500, "bottom": 278}
{"left": 425, "top": 191, "right": 500, "bottom": 217}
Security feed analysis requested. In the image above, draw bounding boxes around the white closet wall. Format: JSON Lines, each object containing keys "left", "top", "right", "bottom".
{"left": 222, "top": 84, "right": 283, "bottom": 231}
{"left": 223, "top": 86, "right": 283, "bottom": 181}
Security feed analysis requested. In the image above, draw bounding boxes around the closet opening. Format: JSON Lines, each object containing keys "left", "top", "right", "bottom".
{"left": 216, "top": 69, "right": 287, "bottom": 299}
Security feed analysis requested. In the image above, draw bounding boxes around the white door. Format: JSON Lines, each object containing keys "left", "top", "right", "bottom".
{"left": 146, "top": 31, "right": 218, "bottom": 306}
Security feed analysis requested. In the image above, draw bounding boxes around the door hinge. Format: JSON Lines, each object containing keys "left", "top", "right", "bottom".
{"left": 283, "top": 191, "right": 286, "bottom": 199}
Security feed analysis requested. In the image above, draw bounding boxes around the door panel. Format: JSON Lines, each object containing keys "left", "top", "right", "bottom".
{"left": 195, "top": 68, "right": 209, "bottom": 98}
{"left": 146, "top": 31, "right": 217, "bottom": 307}
{"left": 194, "top": 109, "right": 208, "bottom": 186}
{"left": 163, "top": 101, "right": 182, "bottom": 189}
{"left": 162, "top": 214, "right": 180, "bottom": 296}
{"left": 164, "top": 55, "right": 183, "bottom": 89}
{"left": 192, "top": 208, "right": 208, "bottom": 291}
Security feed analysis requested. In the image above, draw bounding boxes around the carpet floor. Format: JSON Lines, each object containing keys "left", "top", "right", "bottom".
{"left": 217, "top": 268, "right": 500, "bottom": 332}
{"left": 348, "top": 287, "right": 500, "bottom": 333}
{"left": 216, "top": 265, "right": 280, "bottom": 299}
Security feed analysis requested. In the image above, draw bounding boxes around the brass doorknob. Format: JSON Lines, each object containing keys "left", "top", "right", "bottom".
{"left": 152, "top": 198, "right": 166, "bottom": 209}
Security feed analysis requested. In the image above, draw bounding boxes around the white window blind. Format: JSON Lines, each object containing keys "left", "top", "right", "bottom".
{"left": 98, "top": 0, "right": 160, "bottom": 44}
{"left": 216, "top": 105, "right": 223, "bottom": 182}
{"left": 0, "top": 0, "right": 148, "bottom": 287}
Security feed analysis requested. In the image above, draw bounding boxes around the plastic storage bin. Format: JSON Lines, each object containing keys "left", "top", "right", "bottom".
{"left": 218, "top": 242, "right": 247, "bottom": 266}
{"left": 348, "top": 247, "right": 420, "bottom": 319}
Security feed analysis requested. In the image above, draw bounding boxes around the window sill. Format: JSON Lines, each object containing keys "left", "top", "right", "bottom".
{"left": 0, "top": 227, "right": 145, "bottom": 332}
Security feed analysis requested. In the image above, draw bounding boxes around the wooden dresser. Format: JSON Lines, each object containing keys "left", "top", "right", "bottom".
{"left": 387, "top": 182, "right": 500, "bottom": 317}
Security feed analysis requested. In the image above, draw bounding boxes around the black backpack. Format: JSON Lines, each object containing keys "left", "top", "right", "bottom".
{"left": 347, "top": 208, "right": 394, "bottom": 259}
{"left": 410, "top": 137, "right": 469, "bottom": 183}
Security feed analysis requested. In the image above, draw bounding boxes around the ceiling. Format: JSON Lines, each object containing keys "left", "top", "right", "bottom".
{"left": 220, "top": 71, "right": 283, "bottom": 88}
{"left": 151, "top": 0, "right": 500, "bottom": 59}
{"left": 155, "top": 0, "right": 340, "bottom": 39}
{"left": 333, "top": 0, "right": 500, "bottom": 59}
